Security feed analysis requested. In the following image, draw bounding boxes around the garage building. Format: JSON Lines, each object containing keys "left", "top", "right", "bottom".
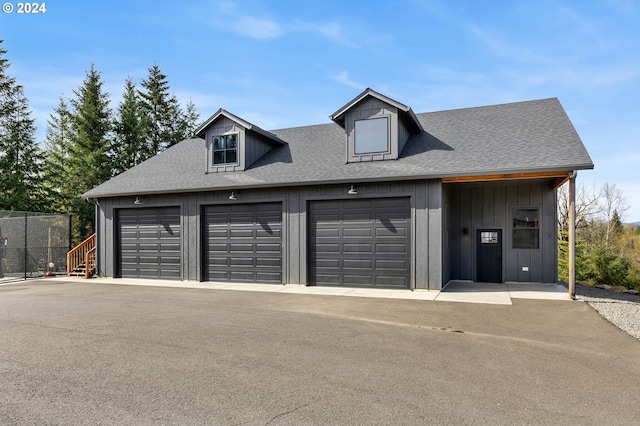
{"left": 84, "top": 88, "right": 593, "bottom": 290}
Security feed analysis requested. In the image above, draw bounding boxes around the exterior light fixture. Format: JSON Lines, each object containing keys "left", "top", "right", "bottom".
{"left": 347, "top": 184, "right": 358, "bottom": 195}
{"left": 229, "top": 191, "right": 238, "bottom": 200}
{"left": 133, "top": 197, "right": 142, "bottom": 205}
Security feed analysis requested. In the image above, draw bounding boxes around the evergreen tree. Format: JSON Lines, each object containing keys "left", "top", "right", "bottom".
{"left": 610, "top": 209, "right": 624, "bottom": 239}
{"left": 66, "top": 64, "right": 112, "bottom": 242}
{"left": 0, "top": 40, "right": 46, "bottom": 211}
{"left": 138, "top": 64, "right": 184, "bottom": 159}
{"left": 43, "top": 96, "right": 73, "bottom": 212}
{"left": 179, "top": 99, "right": 200, "bottom": 140}
{"left": 112, "top": 77, "right": 146, "bottom": 175}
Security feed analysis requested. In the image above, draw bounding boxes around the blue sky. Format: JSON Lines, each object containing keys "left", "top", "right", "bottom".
{"left": 2, "top": 0, "right": 639, "bottom": 220}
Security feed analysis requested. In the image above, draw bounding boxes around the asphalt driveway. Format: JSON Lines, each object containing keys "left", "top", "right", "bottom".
{"left": 1, "top": 280, "right": 639, "bottom": 425}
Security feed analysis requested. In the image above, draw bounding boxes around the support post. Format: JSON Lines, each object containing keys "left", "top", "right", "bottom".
{"left": 24, "top": 212, "right": 28, "bottom": 280}
{"left": 568, "top": 171, "right": 576, "bottom": 299}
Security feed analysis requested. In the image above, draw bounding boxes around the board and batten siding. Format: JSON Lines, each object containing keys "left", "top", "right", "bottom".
{"left": 95, "top": 179, "right": 445, "bottom": 289}
{"left": 445, "top": 180, "right": 558, "bottom": 283}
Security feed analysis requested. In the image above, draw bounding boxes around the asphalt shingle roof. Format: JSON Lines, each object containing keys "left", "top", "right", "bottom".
{"left": 84, "top": 98, "right": 594, "bottom": 198}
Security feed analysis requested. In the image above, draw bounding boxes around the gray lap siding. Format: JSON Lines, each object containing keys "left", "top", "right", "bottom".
{"left": 95, "top": 179, "right": 445, "bottom": 289}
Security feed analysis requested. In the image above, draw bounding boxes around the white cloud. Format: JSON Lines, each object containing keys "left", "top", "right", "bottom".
{"left": 206, "top": 2, "right": 353, "bottom": 45}
{"left": 332, "top": 71, "right": 363, "bottom": 90}
{"left": 234, "top": 16, "right": 283, "bottom": 39}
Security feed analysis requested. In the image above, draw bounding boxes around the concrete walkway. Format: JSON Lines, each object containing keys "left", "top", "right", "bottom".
{"left": 39, "top": 276, "right": 572, "bottom": 305}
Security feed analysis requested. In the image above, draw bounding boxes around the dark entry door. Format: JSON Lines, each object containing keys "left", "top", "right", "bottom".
{"left": 477, "top": 229, "right": 502, "bottom": 283}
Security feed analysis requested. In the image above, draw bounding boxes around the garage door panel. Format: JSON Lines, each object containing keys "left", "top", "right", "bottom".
{"left": 343, "top": 243, "right": 372, "bottom": 253}
{"left": 343, "top": 274, "right": 374, "bottom": 285}
{"left": 310, "top": 198, "right": 410, "bottom": 289}
{"left": 256, "top": 228, "right": 280, "bottom": 238}
{"left": 117, "top": 207, "right": 181, "bottom": 280}
{"left": 256, "top": 243, "right": 281, "bottom": 252}
{"left": 229, "top": 271, "right": 256, "bottom": 281}
{"left": 314, "top": 258, "right": 340, "bottom": 268}
{"left": 230, "top": 229, "right": 254, "bottom": 238}
{"left": 203, "top": 203, "right": 282, "bottom": 284}
{"left": 343, "top": 259, "right": 372, "bottom": 269}
{"left": 207, "top": 243, "right": 228, "bottom": 252}
{"left": 255, "top": 273, "right": 282, "bottom": 283}
{"left": 256, "top": 258, "right": 282, "bottom": 267}
{"left": 376, "top": 243, "right": 408, "bottom": 253}
{"left": 229, "top": 257, "right": 254, "bottom": 266}
{"left": 376, "top": 259, "right": 408, "bottom": 270}
{"left": 230, "top": 243, "right": 255, "bottom": 252}
{"left": 316, "top": 274, "right": 341, "bottom": 284}
{"left": 375, "top": 226, "right": 407, "bottom": 237}
{"left": 207, "top": 257, "right": 228, "bottom": 266}
{"left": 314, "top": 243, "right": 340, "bottom": 253}
{"left": 376, "top": 276, "right": 408, "bottom": 286}
{"left": 343, "top": 228, "right": 372, "bottom": 238}
{"left": 207, "top": 230, "right": 229, "bottom": 239}
{"left": 342, "top": 213, "right": 373, "bottom": 223}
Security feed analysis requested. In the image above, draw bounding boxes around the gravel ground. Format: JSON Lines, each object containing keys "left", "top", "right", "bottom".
{"left": 575, "top": 284, "right": 640, "bottom": 340}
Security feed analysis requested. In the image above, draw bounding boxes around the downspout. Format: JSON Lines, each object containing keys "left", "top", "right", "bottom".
{"left": 568, "top": 171, "right": 577, "bottom": 300}
{"left": 87, "top": 198, "right": 100, "bottom": 277}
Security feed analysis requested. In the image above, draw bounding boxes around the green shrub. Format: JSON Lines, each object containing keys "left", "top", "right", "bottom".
{"left": 588, "top": 244, "right": 631, "bottom": 287}
{"left": 626, "top": 268, "right": 640, "bottom": 291}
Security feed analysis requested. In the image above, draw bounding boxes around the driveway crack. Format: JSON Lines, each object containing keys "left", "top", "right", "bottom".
{"left": 264, "top": 402, "right": 310, "bottom": 425}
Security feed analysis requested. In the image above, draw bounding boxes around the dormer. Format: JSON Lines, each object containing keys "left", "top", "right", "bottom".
{"left": 195, "top": 109, "right": 287, "bottom": 173}
{"left": 330, "top": 88, "right": 423, "bottom": 163}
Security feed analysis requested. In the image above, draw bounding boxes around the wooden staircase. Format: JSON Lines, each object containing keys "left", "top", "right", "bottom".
{"left": 67, "top": 233, "right": 96, "bottom": 278}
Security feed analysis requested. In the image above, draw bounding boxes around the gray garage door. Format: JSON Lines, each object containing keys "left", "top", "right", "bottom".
{"left": 202, "top": 203, "right": 282, "bottom": 283}
{"left": 117, "top": 207, "right": 181, "bottom": 280}
{"left": 309, "top": 197, "right": 411, "bottom": 289}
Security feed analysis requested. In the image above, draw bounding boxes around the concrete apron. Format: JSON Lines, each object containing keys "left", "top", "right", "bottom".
{"left": 44, "top": 276, "right": 571, "bottom": 305}
{"left": 437, "top": 280, "right": 570, "bottom": 305}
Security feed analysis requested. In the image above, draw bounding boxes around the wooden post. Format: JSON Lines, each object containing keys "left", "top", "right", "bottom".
{"left": 568, "top": 171, "right": 576, "bottom": 299}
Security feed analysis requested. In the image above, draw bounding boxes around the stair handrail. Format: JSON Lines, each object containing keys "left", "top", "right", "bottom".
{"left": 85, "top": 246, "right": 97, "bottom": 278}
{"left": 67, "top": 233, "right": 96, "bottom": 276}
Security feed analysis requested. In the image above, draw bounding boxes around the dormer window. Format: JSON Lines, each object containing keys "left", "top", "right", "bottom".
{"left": 330, "top": 88, "right": 424, "bottom": 164}
{"left": 196, "top": 108, "right": 287, "bottom": 174}
{"left": 212, "top": 134, "right": 238, "bottom": 165}
{"left": 354, "top": 117, "right": 389, "bottom": 154}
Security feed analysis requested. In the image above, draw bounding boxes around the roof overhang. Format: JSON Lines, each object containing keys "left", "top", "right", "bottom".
{"left": 441, "top": 170, "right": 586, "bottom": 188}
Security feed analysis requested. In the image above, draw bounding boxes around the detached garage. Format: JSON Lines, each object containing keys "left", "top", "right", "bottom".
{"left": 85, "top": 88, "right": 594, "bottom": 291}
{"left": 116, "top": 207, "right": 181, "bottom": 279}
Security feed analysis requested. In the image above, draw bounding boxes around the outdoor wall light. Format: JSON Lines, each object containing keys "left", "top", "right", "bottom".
{"left": 228, "top": 191, "right": 238, "bottom": 200}
{"left": 463, "top": 227, "right": 469, "bottom": 235}
{"left": 347, "top": 184, "right": 358, "bottom": 195}
{"left": 133, "top": 197, "right": 142, "bottom": 205}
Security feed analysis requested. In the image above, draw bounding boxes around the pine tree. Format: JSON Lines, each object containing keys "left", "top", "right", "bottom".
{"left": 138, "top": 64, "right": 184, "bottom": 159}
{"left": 179, "top": 99, "right": 200, "bottom": 140}
{"left": 112, "top": 77, "right": 146, "bottom": 175}
{"left": 611, "top": 210, "right": 624, "bottom": 236}
{"left": 0, "top": 40, "right": 46, "bottom": 212}
{"left": 66, "top": 64, "right": 112, "bottom": 242}
{"left": 43, "top": 96, "right": 73, "bottom": 212}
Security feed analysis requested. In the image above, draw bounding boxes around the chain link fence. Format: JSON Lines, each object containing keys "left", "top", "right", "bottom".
{"left": 0, "top": 211, "right": 71, "bottom": 281}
